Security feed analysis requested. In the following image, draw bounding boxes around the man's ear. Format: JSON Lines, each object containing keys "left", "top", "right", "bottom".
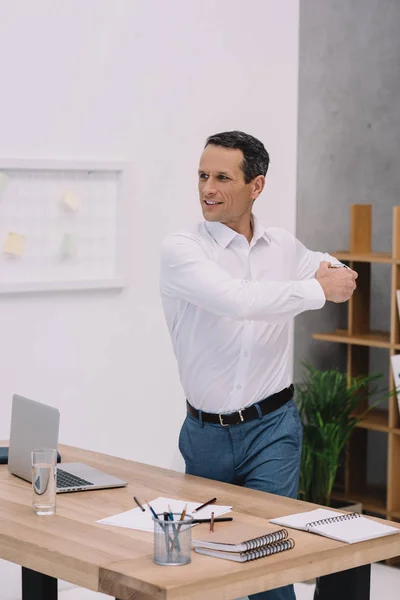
{"left": 252, "top": 175, "right": 265, "bottom": 200}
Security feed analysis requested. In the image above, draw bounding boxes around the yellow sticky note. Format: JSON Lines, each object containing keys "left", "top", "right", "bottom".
{"left": 62, "top": 190, "right": 81, "bottom": 211}
{"left": 0, "top": 172, "right": 9, "bottom": 196}
{"left": 3, "top": 232, "right": 25, "bottom": 257}
{"left": 60, "top": 232, "right": 77, "bottom": 258}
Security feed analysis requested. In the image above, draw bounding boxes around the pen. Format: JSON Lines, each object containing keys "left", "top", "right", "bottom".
{"left": 133, "top": 496, "right": 145, "bottom": 512}
{"left": 193, "top": 497, "right": 217, "bottom": 513}
{"left": 145, "top": 500, "right": 159, "bottom": 521}
{"left": 210, "top": 511, "right": 215, "bottom": 533}
{"left": 163, "top": 512, "right": 171, "bottom": 557}
{"left": 192, "top": 517, "right": 233, "bottom": 524}
{"left": 147, "top": 502, "right": 174, "bottom": 550}
{"left": 168, "top": 504, "right": 174, "bottom": 521}
{"left": 168, "top": 504, "right": 181, "bottom": 552}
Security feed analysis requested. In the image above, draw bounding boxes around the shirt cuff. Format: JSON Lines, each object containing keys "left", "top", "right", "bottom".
{"left": 300, "top": 278, "right": 326, "bottom": 311}
{"left": 327, "top": 253, "right": 347, "bottom": 268}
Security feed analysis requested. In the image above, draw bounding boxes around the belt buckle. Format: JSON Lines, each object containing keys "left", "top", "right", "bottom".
{"left": 218, "top": 413, "right": 228, "bottom": 426}
{"left": 218, "top": 410, "right": 244, "bottom": 426}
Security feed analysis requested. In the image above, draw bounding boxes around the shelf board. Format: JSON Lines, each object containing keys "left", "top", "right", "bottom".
{"left": 390, "top": 511, "right": 400, "bottom": 520}
{"left": 313, "top": 329, "right": 392, "bottom": 349}
{"left": 333, "top": 251, "right": 393, "bottom": 264}
{"left": 331, "top": 486, "right": 387, "bottom": 515}
{"left": 354, "top": 409, "right": 389, "bottom": 432}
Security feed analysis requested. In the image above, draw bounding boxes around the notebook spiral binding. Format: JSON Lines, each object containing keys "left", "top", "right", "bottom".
{"left": 243, "top": 538, "right": 295, "bottom": 562}
{"left": 305, "top": 512, "right": 361, "bottom": 529}
{"left": 244, "top": 528, "right": 288, "bottom": 551}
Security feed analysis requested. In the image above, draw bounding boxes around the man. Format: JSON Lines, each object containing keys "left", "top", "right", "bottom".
{"left": 160, "top": 131, "right": 357, "bottom": 600}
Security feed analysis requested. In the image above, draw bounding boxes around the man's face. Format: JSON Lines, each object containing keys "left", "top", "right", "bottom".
{"left": 198, "top": 145, "right": 258, "bottom": 225}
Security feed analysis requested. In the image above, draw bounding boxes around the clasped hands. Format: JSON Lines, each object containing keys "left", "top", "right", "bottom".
{"left": 316, "top": 261, "right": 358, "bottom": 303}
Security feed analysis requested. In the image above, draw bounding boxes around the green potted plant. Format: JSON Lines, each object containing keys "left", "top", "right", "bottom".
{"left": 295, "top": 364, "right": 389, "bottom": 508}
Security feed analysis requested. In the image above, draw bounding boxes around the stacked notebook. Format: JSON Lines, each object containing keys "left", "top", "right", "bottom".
{"left": 270, "top": 508, "right": 400, "bottom": 544}
{"left": 192, "top": 516, "right": 294, "bottom": 562}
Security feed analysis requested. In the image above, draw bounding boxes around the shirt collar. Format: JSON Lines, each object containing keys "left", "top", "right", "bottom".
{"left": 252, "top": 214, "right": 271, "bottom": 245}
{"left": 205, "top": 214, "right": 271, "bottom": 249}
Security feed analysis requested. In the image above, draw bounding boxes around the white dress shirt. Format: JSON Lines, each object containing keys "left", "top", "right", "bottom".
{"left": 160, "top": 215, "right": 337, "bottom": 414}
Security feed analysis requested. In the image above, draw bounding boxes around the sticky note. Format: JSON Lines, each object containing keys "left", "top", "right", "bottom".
{"left": 62, "top": 190, "right": 81, "bottom": 211}
{"left": 0, "top": 172, "right": 9, "bottom": 197}
{"left": 60, "top": 233, "right": 77, "bottom": 258}
{"left": 3, "top": 232, "right": 25, "bottom": 257}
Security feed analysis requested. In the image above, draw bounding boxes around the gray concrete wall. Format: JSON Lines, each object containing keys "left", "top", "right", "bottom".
{"left": 295, "top": 0, "right": 400, "bottom": 486}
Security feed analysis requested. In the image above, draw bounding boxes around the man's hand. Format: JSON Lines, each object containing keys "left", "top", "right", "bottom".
{"left": 316, "top": 261, "right": 358, "bottom": 303}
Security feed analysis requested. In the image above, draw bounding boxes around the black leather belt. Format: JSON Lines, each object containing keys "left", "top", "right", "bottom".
{"left": 186, "top": 385, "right": 294, "bottom": 426}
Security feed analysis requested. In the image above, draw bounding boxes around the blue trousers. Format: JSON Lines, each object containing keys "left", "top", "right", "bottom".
{"left": 179, "top": 398, "right": 302, "bottom": 600}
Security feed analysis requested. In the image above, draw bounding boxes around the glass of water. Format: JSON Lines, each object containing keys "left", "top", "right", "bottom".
{"left": 31, "top": 448, "right": 57, "bottom": 516}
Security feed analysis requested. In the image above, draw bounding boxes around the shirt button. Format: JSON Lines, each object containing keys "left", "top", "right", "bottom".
{"left": 243, "top": 352, "right": 248, "bottom": 357}
{"left": 237, "top": 385, "right": 241, "bottom": 390}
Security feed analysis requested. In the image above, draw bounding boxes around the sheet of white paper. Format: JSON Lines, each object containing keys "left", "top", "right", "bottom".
{"left": 0, "top": 172, "right": 9, "bottom": 196}
{"left": 97, "top": 496, "right": 232, "bottom": 532}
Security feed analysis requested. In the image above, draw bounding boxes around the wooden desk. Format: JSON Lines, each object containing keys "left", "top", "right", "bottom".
{"left": 1, "top": 443, "right": 399, "bottom": 600}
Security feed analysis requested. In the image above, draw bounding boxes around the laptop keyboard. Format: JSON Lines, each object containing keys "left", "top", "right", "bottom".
{"left": 56, "top": 468, "right": 94, "bottom": 489}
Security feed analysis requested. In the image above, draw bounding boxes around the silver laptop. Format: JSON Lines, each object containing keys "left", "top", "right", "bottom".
{"left": 8, "top": 394, "right": 127, "bottom": 493}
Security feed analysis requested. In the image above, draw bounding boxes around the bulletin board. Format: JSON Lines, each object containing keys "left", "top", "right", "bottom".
{"left": 0, "top": 159, "right": 128, "bottom": 293}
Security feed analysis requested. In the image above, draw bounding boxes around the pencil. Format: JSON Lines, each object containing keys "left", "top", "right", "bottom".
{"left": 179, "top": 503, "right": 188, "bottom": 522}
{"left": 133, "top": 496, "right": 145, "bottom": 512}
{"left": 210, "top": 511, "right": 215, "bottom": 533}
{"left": 176, "top": 503, "right": 188, "bottom": 535}
{"left": 193, "top": 497, "right": 217, "bottom": 513}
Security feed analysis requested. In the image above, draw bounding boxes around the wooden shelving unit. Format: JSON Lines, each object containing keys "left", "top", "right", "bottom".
{"left": 313, "top": 329, "right": 392, "bottom": 348}
{"left": 312, "top": 205, "right": 400, "bottom": 527}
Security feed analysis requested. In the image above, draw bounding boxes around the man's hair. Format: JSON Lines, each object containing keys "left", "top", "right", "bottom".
{"left": 205, "top": 130, "right": 270, "bottom": 184}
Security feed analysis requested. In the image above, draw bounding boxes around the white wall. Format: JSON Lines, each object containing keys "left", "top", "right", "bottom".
{"left": 0, "top": 0, "right": 299, "bottom": 472}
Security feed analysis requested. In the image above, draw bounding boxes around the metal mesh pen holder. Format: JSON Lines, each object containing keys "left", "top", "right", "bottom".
{"left": 153, "top": 513, "right": 193, "bottom": 566}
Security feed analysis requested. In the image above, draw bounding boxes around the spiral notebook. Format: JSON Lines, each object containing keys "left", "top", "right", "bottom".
{"left": 193, "top": 516, "right": 294, "bottom": 562}
{"left": 270, "top": 508, "right": 400, "bottom": 544}
{"left": 194, "top": 537, "right": 295, "bottom": 563}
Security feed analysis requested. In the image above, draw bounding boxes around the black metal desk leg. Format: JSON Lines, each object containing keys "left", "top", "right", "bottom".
{"left": 22, "top": 567, "right": 58, "bottom": 600}
{"left": 314, "top": 564, "right": 371, "bottom": 600}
